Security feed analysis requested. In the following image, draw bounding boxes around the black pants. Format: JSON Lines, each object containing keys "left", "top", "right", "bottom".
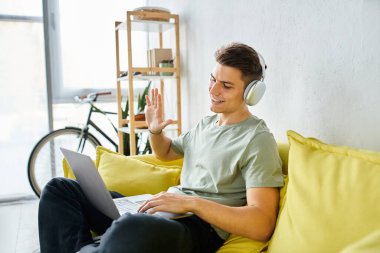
{"left": 38, "top": 178, "right": 224, "bottom": 253}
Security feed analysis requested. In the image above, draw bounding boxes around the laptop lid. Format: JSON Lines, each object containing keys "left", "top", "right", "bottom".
{"left": 60, "top": 148, "right": 121, "bottom": 220}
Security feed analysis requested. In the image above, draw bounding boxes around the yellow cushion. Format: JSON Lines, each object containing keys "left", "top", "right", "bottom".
{"left": 96, "top": 147, "right": 182, "bottom": 196}
{"left": 95, "top": 146, "right": 121, "bottom": 168}
{"left": 133, "top": 154, "right": 184, "bottom": 167}
{"left": 267, "top": 130, "right": 380, "bottom": 253}
{"left": 63, "top": 158, "right": 76, "bottom": 179}
{"left": 340, "top": 230, "right": 380, "bottom": 253}
{"left": 95, "top": 146, "right": 184, "bottom": 168}
{"left": 217, "top": 234, "right": 268, "bottom": 253}
{"left": 63, "top": 146, "right": 183, "bottom": 196}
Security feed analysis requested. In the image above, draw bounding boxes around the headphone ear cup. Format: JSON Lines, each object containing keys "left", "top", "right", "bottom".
{"left": 244, "top": 80, "right": 266, "bottom": 106}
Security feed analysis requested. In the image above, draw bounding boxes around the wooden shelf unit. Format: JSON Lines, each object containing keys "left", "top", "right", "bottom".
{"left": 115, "top": 11, "right": 182, "bottom": 155}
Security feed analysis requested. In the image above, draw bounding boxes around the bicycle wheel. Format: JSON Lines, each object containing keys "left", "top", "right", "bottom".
{"left": 28, "top": 127, "right": 101, "bottom": 197}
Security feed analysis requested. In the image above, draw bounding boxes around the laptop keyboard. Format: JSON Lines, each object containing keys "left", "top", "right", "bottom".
{"left": 113, "top": 198, "right": 141, "bottom": 215}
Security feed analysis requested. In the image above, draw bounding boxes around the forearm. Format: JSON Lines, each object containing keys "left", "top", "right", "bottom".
{"left": 139, "top": 189, "right": 279, "bottom": 240}
{"left": 149, "top": 132, "right": 173, "bottom": 160}
{"left": 187, "top": 197, "right": 277, "bottom": 241}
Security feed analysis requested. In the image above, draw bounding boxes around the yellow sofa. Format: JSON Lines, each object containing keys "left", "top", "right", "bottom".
{"left": 63, "top": 130, "right": 380, "bottom": 253}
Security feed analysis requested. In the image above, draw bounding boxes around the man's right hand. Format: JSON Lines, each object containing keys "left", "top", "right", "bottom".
{"left": 145, "top": 88, "right": 173, "bottom": 134}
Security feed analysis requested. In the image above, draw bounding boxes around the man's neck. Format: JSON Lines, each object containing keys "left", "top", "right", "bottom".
{"left": 217, "top": 109, "right": 252, "bottom": 126}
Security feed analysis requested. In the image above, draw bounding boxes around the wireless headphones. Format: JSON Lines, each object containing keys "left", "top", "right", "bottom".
{"left": 243, "top": 53, "right": 266, "bottom": 106}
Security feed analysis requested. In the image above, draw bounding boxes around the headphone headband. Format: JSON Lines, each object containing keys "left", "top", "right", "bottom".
{"left": 257, "top": 53, "right": 266, "bottom": 80}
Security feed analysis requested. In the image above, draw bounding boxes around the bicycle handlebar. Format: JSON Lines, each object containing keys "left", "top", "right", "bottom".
{"left": 74, "top": 91, "right": 112, "bottom": 103}
{"left": 96, "top": 91, "right": 112, "bottom": 96}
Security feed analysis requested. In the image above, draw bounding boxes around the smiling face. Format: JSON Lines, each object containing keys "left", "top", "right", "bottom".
{"left": 209, "top": 63, "right": 250, "bottom": 122}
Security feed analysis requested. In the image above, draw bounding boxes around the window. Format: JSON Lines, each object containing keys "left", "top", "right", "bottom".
{"left": 50, "top": 0, "right": 147, "bottom": 102}
{"left": 0, "top": 0, "right": 47, "bottom": 198}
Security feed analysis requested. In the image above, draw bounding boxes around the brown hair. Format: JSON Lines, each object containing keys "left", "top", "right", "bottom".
{"left": 214, "top": 42, "right": 264, "bottom": 85}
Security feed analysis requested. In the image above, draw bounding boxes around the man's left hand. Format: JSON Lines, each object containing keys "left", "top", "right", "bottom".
{"left": 137, "top": 192, "right": 194, "bottom": 214}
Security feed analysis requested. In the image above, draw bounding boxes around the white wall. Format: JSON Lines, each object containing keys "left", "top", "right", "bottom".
{"left": 149, "top": 0, "right": 380, "bottom": 151}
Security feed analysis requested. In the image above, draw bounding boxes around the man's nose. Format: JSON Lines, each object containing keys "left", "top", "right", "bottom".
{"left": 209, "top": 82, "right": 221, "bottom": 95}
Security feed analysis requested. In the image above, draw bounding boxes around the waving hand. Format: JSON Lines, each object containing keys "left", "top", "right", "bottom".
{"left": 145, "top": 88, "right": 173, "bottom": 134}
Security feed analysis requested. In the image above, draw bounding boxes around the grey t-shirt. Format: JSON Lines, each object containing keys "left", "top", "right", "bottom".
{"left": 169, "top": 114, "right": 284, "bottom": 239}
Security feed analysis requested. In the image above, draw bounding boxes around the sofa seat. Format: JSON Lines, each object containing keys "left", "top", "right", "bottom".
{"left": 63, "top": 130, "right": 380, "bottom": 252}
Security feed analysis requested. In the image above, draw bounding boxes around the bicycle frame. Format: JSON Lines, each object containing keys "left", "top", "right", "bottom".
{"left": 77, "top": 102, "right": 119, "bottom": 152}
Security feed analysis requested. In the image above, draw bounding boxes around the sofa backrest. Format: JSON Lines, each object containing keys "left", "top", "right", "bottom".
{"left": 63, "top": 143, "right": 289, "bottom": 179}
{"left": 134, "top": 143, "right": 290, "bottom": 175}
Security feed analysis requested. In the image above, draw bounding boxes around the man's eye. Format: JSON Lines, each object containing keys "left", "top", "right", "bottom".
{"left": 223, "top": 84, "right": 232, "bottom": 89}
{"left": 210, "top": 77, "right": 216, "bottom": 83}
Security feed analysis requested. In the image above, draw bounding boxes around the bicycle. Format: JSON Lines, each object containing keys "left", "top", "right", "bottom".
{"left": 28, "top": 91, "right": 119, "bottom": 197}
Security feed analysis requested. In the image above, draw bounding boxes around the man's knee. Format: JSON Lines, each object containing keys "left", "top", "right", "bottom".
{"left": 100, "top": 214, "right": 191, "bottom": 253}
{"left": 40, "top": 177, "right": 82, "bottom": 207}
{"left": 107, "top": 213, "right": 157, "bottom": 239}
{"left": 41, "top": 177, "right": 76, "bottom": 196}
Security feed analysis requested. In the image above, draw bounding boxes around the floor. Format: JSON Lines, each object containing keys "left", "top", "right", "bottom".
{"left": 0, "top": 199, "right": 40, "bottom": 253}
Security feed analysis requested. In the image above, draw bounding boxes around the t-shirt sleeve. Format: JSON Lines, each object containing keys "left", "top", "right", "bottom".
{"left": 241, "top": 132, "right": 284, "bottom": 188}
{"left": 170, "top": 131, "right": 190, "bottom": 155}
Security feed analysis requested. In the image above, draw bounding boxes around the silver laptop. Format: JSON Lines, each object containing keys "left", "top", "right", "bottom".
{"left": 60, "top": 148, "right": 191, "bottom": 220}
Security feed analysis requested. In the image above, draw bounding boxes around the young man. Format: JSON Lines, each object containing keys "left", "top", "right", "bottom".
{"left": 38, "top": 42, "right": 283, "bottom": 253}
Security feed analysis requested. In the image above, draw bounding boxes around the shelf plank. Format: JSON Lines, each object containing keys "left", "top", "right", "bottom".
{"left": 118, "top": 74, "right": 176, "bottom": 82}
{"left": 119, "top": 124, "right": 178, "bottom": 134}
{"left": 119, "top": 127, "right": 149, "bottom": 134}
{"left": 116, "top": 19, "right": 175, "bottom": 33}
{"left": 128, "top": 11, "right": 177, "bottom": 20}
{"left": 121, "top": 119, "right": 178, "bottom": 126}
{"left": 120, "top": 120, "right": 146, "bottom": 128}
{"left": 132, "top": 67, "right": 176, "bottom": 73}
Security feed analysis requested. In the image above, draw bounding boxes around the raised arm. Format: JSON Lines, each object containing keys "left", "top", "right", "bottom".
{"left": 145, "top": 88, "right": 183, "bottom": 161}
